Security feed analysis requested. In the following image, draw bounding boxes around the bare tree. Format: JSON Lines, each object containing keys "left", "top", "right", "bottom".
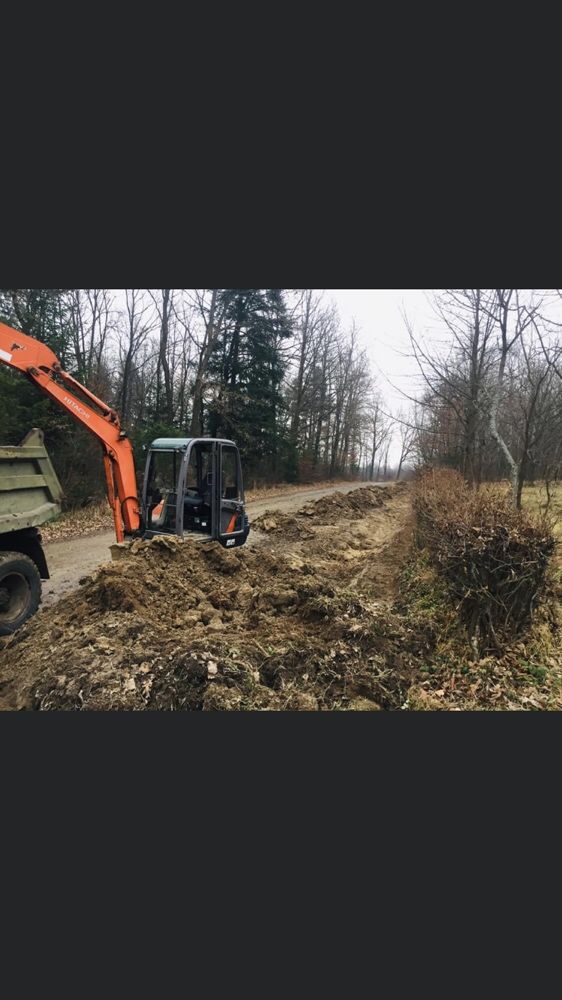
{"left": 188, "top": 290, "right": 228, "bottom": 437}
{"left": 68, "top": 289, "right": 115, "bottom": 388}
{"left": 484, "top": 290, "right": 542, "bottom": 505}
{"left": 117, "top": 290, "right": 155, "bottom": 427}
{"left": 405, "top": 290, "right": 496, "bottom": 485}
{"left": 148, "top": 290, "right": 176, "bottom": 426}
{"left": 366, "top": 396, "right": 392, "bottom": 481}
{"left": 404, "top": 289, "right": 562, "bottom": 504}
{"left": 395, "top": 411, "right": 416, "bottom": 480}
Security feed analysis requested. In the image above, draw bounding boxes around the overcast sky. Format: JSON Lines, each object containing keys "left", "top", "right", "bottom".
{"left": 326, "top": 290, "right": 438, "bottom": 459}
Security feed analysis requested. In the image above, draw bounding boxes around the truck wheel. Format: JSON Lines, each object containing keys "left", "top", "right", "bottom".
{"left": 0, "top": 552, "right": 42, "bottom": 636}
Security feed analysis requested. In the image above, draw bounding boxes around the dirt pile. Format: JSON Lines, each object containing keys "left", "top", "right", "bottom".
{"left": 0, "top": 488, "right": 414, "bottom": 711}
{"left": 1, "top": 480, "right": 558, "bottom": 711}
{"left": 40, "top": 480, "right": 361, "bottom": 543}
{"left": 253, "top": 483, "right": 403, "bottom": 537}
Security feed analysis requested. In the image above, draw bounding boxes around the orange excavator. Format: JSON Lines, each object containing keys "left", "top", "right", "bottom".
{"left": 0, "top": 321, "right": 250, "bottom": 548}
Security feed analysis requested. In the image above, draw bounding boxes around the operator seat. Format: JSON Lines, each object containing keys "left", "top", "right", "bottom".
{"left": 183, "top": 492, "right": 203, "bottom": 510}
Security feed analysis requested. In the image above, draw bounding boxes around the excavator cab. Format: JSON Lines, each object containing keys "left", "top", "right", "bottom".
{"left": 142, "top": 438, "right": 250, "bottom": 548}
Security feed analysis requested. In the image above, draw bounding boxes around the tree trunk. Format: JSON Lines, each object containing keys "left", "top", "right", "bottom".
{"left": 157, "top": 289, "right": 174, "bottom": 426}
{"left": 489, "top": 394, "right": 520, "bottom": 507}
{"left": 190, "top": 290, "right": 219, "bottom": 437}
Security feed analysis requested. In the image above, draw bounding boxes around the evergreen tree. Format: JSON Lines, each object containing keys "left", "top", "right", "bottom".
{"left": 0, "top": 289, "right": 72, "bottom": 446}
{"left": 207, "top": 289, "right": 292, "bottom": 475}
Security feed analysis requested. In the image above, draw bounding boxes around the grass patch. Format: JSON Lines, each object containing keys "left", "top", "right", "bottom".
{"left": 522, "top": 482, "right": 562, "bottom": 585}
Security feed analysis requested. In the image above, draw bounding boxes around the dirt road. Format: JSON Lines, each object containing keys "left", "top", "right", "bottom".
{"left": 40, "top": 482, "right": 390, "bottom": 609}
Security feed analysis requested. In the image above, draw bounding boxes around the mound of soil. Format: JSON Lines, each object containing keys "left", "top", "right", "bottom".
{"left": 253, "top": 483, "right": 403, "bottom": 537}
{"left": 0, "top": 489, "right": 415, "bottom": 711}
{"left": 4, "top": 481, "right": 553, "bottom": 711}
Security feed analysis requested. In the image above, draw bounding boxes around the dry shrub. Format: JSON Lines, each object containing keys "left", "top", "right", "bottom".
{"left": 413, "top": 468, "right": 556, "bottom": 655}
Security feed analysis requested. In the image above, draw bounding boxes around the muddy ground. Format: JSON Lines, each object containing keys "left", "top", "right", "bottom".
{"left": 40, "top": 481, "right": 386, "bottom": 608}
{"left": 0, "top": 484, "right": 414, "bottom": 711}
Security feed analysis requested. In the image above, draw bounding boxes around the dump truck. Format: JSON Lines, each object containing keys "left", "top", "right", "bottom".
{"left": 0, "top": 428, "right": 63, "bottom": 635}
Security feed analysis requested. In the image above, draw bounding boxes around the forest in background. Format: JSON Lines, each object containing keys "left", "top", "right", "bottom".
{"left": 2, "top": 288, "right": 561, "bottom": 511}
{"left": 0, "top": 289, "right": 397, "bottom": 506}
{"left": 409, "top": 290, "right": 562, "bottom": 507}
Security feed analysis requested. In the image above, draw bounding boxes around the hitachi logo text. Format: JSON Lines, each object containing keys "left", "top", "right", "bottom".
{"left": 63, "top": 396, "right": 91, "bottom": 420}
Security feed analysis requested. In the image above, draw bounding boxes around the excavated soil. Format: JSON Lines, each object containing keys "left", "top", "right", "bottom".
{"left": 0, "top": 485, "right": 415, "bottom": 711}
{"left": 252, "top": 484, "right": 388, "bottom": 539}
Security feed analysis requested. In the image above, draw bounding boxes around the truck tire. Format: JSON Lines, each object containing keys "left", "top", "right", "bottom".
{"left": 0, "top": 552, "right": 42, "bottom": 636}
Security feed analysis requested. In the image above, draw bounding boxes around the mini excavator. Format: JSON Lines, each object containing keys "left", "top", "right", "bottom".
{"left": 0, "top": 321, "right": 250, "bottom": 549}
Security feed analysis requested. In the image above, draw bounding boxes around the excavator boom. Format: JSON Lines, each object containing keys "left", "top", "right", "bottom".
{"left": 0, "top": 322, "right": 140, "bottom": 542}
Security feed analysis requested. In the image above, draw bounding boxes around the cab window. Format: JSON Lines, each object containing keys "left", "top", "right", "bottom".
{"left": 222, "top": 447, "right": 239, "bottom": 500}
{"left": 186, "top": 443, "right": 213, "bottom": 494}
{"left": 147, "top": 451, "right": 178, "bottom": 530}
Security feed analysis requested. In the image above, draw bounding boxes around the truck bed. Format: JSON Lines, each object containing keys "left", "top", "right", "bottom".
{"left": 0, "top": 429, "right": 63, "bottom": 534}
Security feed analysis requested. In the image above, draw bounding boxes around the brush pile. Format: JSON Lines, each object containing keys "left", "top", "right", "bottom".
{"left": 413, "top": 469, "right": 556, "bottom": 654}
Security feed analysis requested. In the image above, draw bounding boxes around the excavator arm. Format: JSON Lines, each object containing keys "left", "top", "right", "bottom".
{"left": 0, "top": 322, "right": 141, "bottom": 542}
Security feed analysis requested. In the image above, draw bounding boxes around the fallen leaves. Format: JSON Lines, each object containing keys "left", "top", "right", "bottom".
{"left": 41, "top": 501, "right": 113, "bottom": 542}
